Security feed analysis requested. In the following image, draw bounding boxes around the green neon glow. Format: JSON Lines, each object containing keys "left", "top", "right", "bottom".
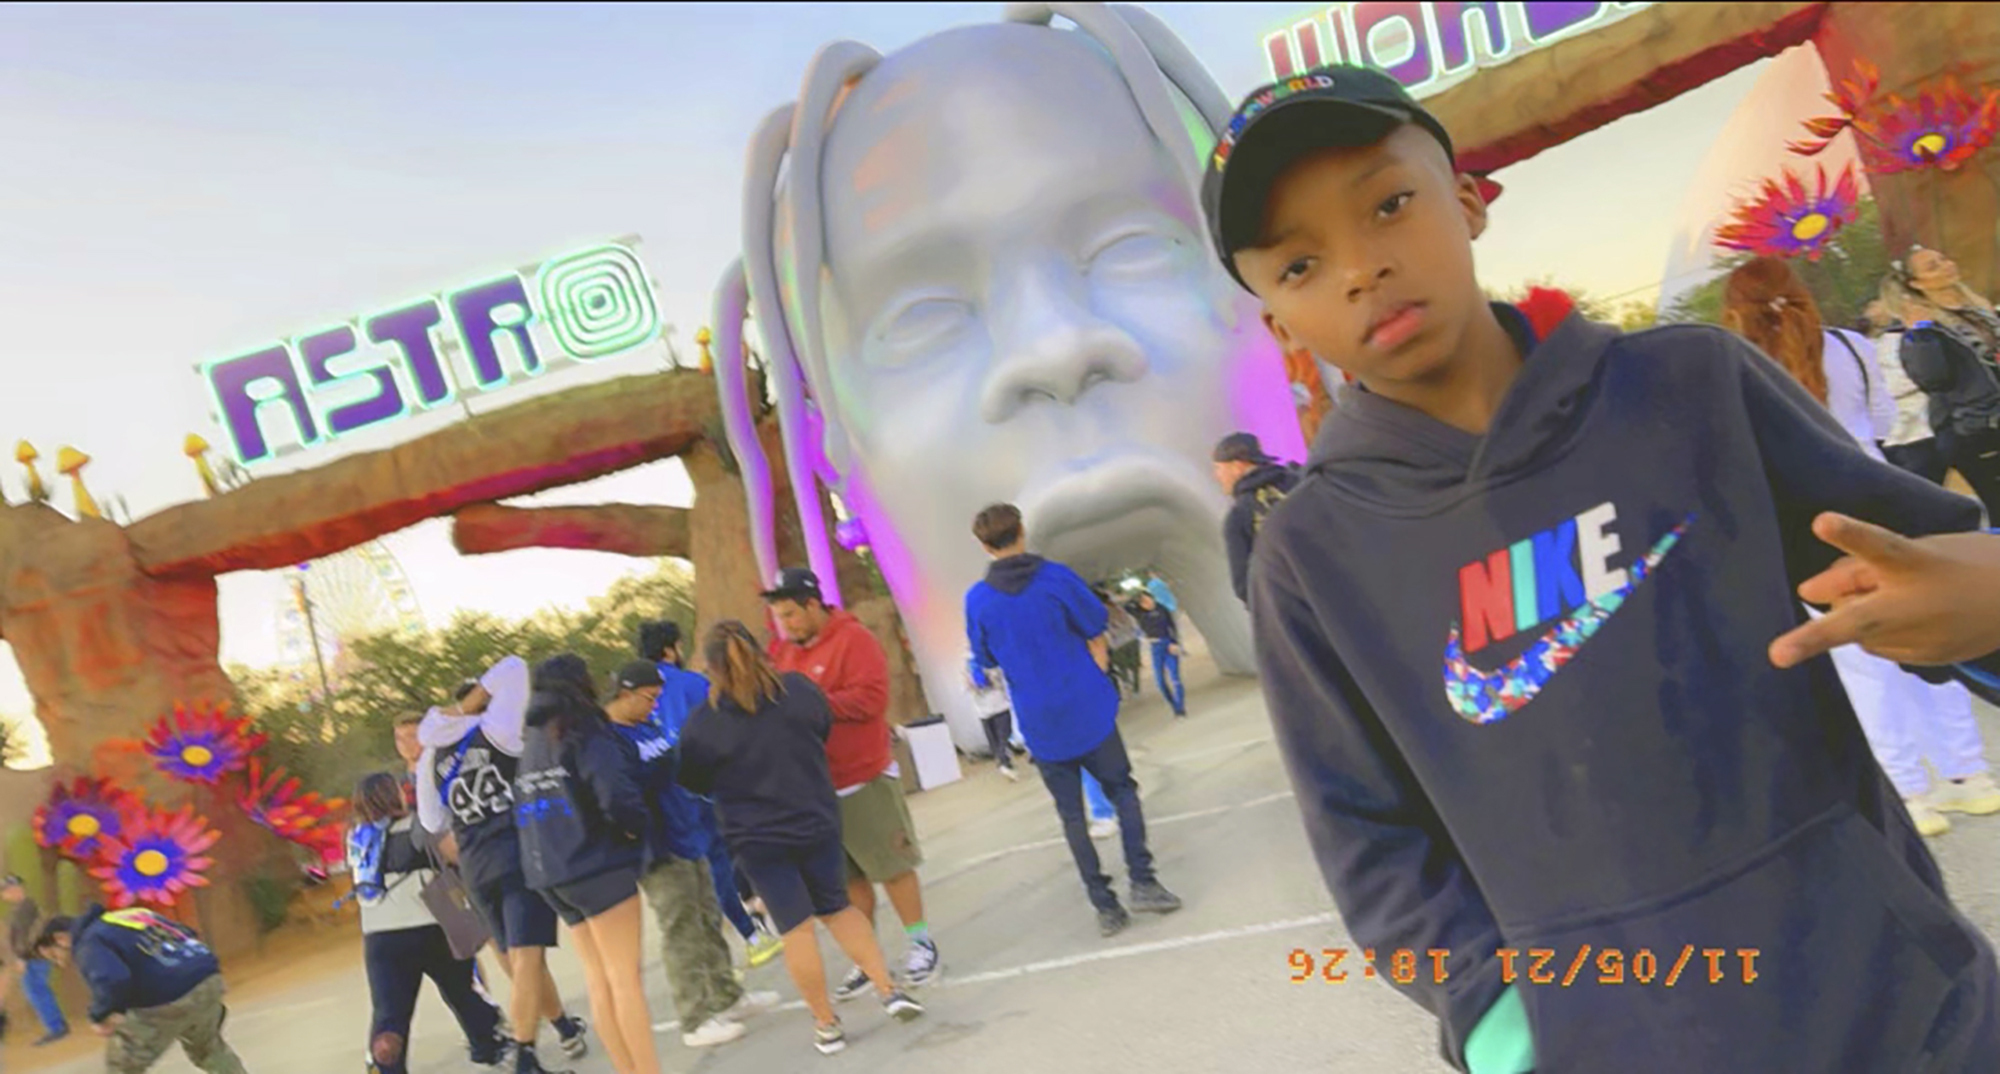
{"left": 536, "top": 243, "right": 660, "bottom": 359}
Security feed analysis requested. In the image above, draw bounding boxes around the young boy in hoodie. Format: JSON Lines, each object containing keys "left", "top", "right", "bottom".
{"left": 35, "top": 905, "right": 245, "bottom": 1073}
{"left": 1207, "top": 66, "right": 2000, "bottom": 1073}
{"left": 964, "top": 503, "right": 1182, "bottom": 936}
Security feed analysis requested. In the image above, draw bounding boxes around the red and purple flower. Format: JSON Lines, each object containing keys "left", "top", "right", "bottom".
{"left": 34, "top": 776, "right": 136, "bottom": 860}
{"left": 89, "top": 805, "right": 219, "bottom": 909}
{"left": 1714, "top": 163, "right": 1862, "bottom": 261}
{"left": 143, "top": 702, "right": 264, "bottom": 785}
{"left": 1861, "top": 78, "right": 2000, "bottom": 173}
{"left": 239, "top": 759, "right": 346, "bottom": 863}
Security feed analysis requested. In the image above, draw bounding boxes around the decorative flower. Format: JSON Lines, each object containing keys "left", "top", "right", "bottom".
{"left": 143, "top": 702, "right": 264, "bottom": 785}
{"left": 1789, "top": 59, "right": 1880, "bottom": 158}
{"left": 34, "top": 776, "right": 136, "bottom": 859}
{"left": 238, "top": 758, "right": 346, "bottom": 860}
{"left": 1858, "top": 78, "right": 2000, "bottom": 173}
{"left": 1714, "top": 163, "right": 1862, "bottom": 261}
{"left": 89, "top": 805, "right": 219, "bottom": 908}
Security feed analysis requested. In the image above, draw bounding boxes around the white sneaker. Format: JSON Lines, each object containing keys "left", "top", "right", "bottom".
{"left": 725, "top": 990, "right": 781, "bottom": 1021}
{"left": 1930, "top": 773, "right": 2000, "bottom": 815}
{"left": 682, "top": 1016, "right": 748, "bottom": 1048}
{"left": 999, "top": 764, "right": 1020, "bottom": 782}
{"left": 1088, "top": 818, "right": 1118, "bottom": 841}
{"left": 1907, "top": 797, "right": 1953, "bottom": 837}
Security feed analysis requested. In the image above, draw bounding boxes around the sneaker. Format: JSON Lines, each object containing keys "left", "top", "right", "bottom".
{"left": 725, "top": 990, "right": 782, "bottom": 1021}
{"left": 746, "top": 931, "right": 784, "bottom": 968}
{"left": 1098, "top": 904, "right": 1131, "bottom": 937}
{"left": 903, "top": 938, "right": 941, "bottom": 987}
{"left": 1087, "top": 818, "right": 1118, "bottom": 841}
{"left": 682, "top": 1016, "right": 748, "bottom": 1048}
{"left": 1129, "top": 879, "right": 1183, "bottom": 914}
{"left": 33, "top": 1030, "right": 69, "bottom": 1047}
{"left": 1907, "top": 797, "right": 1952, "bottom": 837}
{"left": 513, "top": 1046, "right": 572, "bottom": 1074}
{"left": 814, "top": 1020, "right": 847, "bottom": 1056}
{"left": 882, "top": 989, "right": 926, "bottom": 1022}
{"left": 999, "top": 763, "right": 1021, "bottom": 782}
{"left": 555, "top": 1015, "right": 589, "bottom": 1060}
{"left": 1931, "top": 773, "right": 2000, "bottom": 815}
{"left": 832, "top": 965, "right": 873, "bottom": 1003}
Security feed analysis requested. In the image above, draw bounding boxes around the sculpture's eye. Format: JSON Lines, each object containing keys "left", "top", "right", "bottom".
{"left": 875, "top": 296, "right": 975, "bottom": 362}
{"left": 1085, "top": 229, "right": 1184, "bottom": 278}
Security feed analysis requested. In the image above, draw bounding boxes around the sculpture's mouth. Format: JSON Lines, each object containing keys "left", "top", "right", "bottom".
{"left": 1019, "top": 449, "right": 1216, "bottom": 563}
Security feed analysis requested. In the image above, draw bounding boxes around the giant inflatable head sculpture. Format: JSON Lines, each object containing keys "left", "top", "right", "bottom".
{"left": 712, "top": 2, "right": 1304, "bottom": 748}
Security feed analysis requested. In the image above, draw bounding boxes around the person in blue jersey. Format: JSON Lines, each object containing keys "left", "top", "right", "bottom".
{"left": 636, "top": 620, "right": 782, "bottom": 968}
{"left": 602, "top": 659, "right": 780, "bottom": 1049}
{"left": 1206, "top": 64, "right": 2000, "bottom": 1073}
{"left": 417, "top": 657, "right": 589, "bottom": 1074}
{"left": 965, "top": 503, "right": 1182, "bottom": 937}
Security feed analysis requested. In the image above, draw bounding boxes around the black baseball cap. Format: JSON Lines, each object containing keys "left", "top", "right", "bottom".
{"left": 1201, "top": 66, "right": 1457, "bottom": 290}
{"left": 1212, "top": 432, "right": 1275, "bottom": 465}
{"left": 760, "top": 567, "right": 824, "bottom": 604}
{"left": 612, "top": 659, "right": 665, "bottom": 693}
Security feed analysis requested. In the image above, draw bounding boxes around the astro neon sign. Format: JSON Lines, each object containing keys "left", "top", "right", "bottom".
{"left": 203, "top": 240, "right": 660, "bottom": 466}
{"left": 1263, "top": 2, "right": 1654, "bottom": 94}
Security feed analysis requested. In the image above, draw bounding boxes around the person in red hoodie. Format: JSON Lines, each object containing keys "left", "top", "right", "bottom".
{"left": 763, "top": 568, "right": 941, "bottom": 998}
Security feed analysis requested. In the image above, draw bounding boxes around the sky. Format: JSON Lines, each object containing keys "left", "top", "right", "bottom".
{"left": 0, "top": 2, "right": 1772, "bottom": 726}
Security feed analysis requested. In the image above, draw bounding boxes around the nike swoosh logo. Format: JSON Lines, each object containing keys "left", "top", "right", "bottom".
{"left": 1443, "top": 516, "right": 1692, "bottom": 725}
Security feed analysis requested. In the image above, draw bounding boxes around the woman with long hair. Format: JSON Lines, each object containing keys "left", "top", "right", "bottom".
{"left": 676, "top": 622, "right": 925, "bottom": 1057}
{"left": 1881, "top": 250, "right": 2000, "bottom": 517}
{"left": 515, "top": 655, "right": 658, "bottom": 1074}
{"left": 346, "top": 771, "right": 506, "bottom": 1074}
{"left": 1723, "top": 258, "right": 2000, "bottom": 836}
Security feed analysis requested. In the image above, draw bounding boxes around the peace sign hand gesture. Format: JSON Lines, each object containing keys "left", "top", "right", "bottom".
{"left": 1769, "top": 512, "right": 2000, "bottom": 669}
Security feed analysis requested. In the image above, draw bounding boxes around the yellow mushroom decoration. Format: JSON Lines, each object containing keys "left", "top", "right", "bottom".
{"left": 56, "top": 447, "right": 101, "bottom": 520}
{"left": 184, "top": 434, "right": 220, "bottom": 497}
{"left": 695, "top": 326, "right": 713, "bottom": 375}
{"left": 15, "top": 441, "right": 47, "bottom": 504}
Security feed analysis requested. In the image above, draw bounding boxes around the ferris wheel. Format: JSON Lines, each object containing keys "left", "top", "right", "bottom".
{"left": 275, "top": 540, "right": 426, "bottom": 687}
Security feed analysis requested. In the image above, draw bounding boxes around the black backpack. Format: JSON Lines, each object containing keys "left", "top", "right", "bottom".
{"left": 1899, "top": 323, "right": 2000, "bottom": 439}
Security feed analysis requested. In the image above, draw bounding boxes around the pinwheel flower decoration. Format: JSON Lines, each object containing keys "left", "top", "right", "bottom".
{"left": 144, "top": 702, "right": 264, "bottom": 785}
{"left": 34, "top": 776, "right": 135, "bottom": 859}
{"left": 1714, "top": 163, "right": 1861, "bottom": 261}
{"left": 238, "top": 759, "right": 346, "bottom": 862}
{"left": 1862, "top": 78, "right": 2000, "bottom": 173}
{"left": 1789, "top": 58, "right": 1880, "bottom": 158}
{"left": 89, "top": 805, "right": 219, "bottom": 908}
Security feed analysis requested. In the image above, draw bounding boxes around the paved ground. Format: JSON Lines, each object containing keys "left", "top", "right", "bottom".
{"left": 20, "top": 659, "right": 2000, "bottom": 1073}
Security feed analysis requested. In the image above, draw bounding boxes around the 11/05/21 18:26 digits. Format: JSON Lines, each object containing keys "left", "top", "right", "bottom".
{"left": 1288, "top": 946, "right": 1763, "bottom": 987}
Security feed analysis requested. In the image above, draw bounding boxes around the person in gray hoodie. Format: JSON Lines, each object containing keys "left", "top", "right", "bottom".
{"left": 1205, "top": 65, "right": 1999, "bottom": 1074}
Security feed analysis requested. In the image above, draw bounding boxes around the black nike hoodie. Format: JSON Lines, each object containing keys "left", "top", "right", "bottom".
{"left": 1251, "top": 307, "right": 1997, "bottom": 1073}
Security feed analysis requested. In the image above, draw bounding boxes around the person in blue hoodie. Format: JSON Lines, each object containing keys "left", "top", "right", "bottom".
{"left": 1204, "top": 65, "right": 2000, "bottom": 1074}
{"left": 636, "top": 620, "right": 782, "bottom": 969}
{"left": 965, "top": 503, "right": 1183, "bottom": 937}
{"left": 34, "top": 905, "right": 243, "bottom": 1073}
{"left": 515, "top": 654, "right": 658, "bottom": 1074}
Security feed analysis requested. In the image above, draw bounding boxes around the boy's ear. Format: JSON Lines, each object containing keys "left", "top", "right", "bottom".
{"left": 1260, "top": 308, "right": 1301, "bottom": 354}
{"left": 1455, "top": 173, "right": 1490, "bottom": 241}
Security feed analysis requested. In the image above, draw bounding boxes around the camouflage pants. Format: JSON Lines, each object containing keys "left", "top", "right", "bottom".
{"left": 106, "top": 974, "right": 246, "bottom": 1074}
{"left": 639, "top": 858, "right": 743, "bottom": 1034}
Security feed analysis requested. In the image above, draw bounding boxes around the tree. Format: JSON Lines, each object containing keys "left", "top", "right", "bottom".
{"left": 1665, "top": 196, "right": 1891, "bottom": 330}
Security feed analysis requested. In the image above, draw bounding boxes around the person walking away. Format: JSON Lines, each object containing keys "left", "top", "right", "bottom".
{"left": 1133, "top": 591, "right": 1187, "bottom": 717}
{"left": 347, "top": 772, "right": 507, "bottom": 1074}
{"left": 1207, "top": 64, "right": 2000, "bottom": 1072}
{"left": 763, "top": 569, "right": 941, "bottom": 996}
{"left": 1867, "top": 302, "right": 1950, "bottom": 485}
{"left": 966, "top": 504, "right": 1183, "bottom": 937}
{"left": 1723, "top": 258, "right": 2000, "bottom": 836}
{"left": 1882, "top": 253, "right": 2000, "bottom": 519}
{"left": 965, "top": 656, "right": 1020, "bottom": 782}
{"left": 398, "top": 708, "right": 506, "bottom": 1019}
{"left": 1213, "top": 432, "right": 1303, "bottom": 604}
{"left": 603, "top": 659, "right": 780, "bottom": 1048}
{"left": 636, "top": 620, "right": 782, "bottom": 969}
{"left": 1097, "top": 588, "right": 1145, "bottom": 697}
{"left": 417, "top": 657, "right": 589, "bottom": 1074}
{"left": 515, "top": 655, "right": 658, "bottom": 1074}
{"left": 678, "top": 622, "right": 926, "bottom": 1056}
{"left": 35, "top": 905, "right": 244, "bottom": 1074}
{"left": 4, "top": 874, "right": 67, "bottom": 1045}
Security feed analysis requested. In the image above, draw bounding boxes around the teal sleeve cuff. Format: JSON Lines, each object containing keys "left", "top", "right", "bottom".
{"left": 1464, "top": 984, "right": 1536, "bottom": 1074}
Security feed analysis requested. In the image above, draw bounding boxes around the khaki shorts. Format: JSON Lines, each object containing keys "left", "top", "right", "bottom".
{"left": 838, "top": 774, "right": 924, "bottom": 883}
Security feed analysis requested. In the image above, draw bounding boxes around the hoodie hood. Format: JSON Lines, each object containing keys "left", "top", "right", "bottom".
{"left": 74, "top": 902, "right": 105, "bottom": 938}
{"left": 985, "top": 553, "right": 1047, "bottom": 595}
{"left": 1307, "top": 306, "right": 1623, "bottom": 512}
{"left": 1235, "top": 461, "right": 1298, "bottom": 498}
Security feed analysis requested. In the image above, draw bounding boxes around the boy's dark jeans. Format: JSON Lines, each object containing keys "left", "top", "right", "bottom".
{"left": 1036, "top": 728, "right": 1155, "bottom": 911}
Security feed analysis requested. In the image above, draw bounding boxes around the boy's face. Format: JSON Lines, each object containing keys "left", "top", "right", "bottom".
{"left": 1234, "top": 124, "right": 1489, "bottom": 388}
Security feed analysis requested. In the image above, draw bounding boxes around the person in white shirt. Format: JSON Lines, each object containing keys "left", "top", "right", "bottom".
{"left": 964, "top": 658, "right": 1020, "bottom": 782}
{"left": 1724, "top": 258, "right": 2000, "bottom": 837}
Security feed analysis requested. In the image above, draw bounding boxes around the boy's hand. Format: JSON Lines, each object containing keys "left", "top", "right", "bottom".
{"left": 1769, "top": 512, "right": 2000, "bottom": 667}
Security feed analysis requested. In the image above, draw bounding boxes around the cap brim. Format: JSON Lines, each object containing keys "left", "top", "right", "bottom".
{"left": 759, "top": 587, "right": 814, "bottom": 601}
{"left": 1214, "top": 99, "right": 1408, "bottom": 262}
